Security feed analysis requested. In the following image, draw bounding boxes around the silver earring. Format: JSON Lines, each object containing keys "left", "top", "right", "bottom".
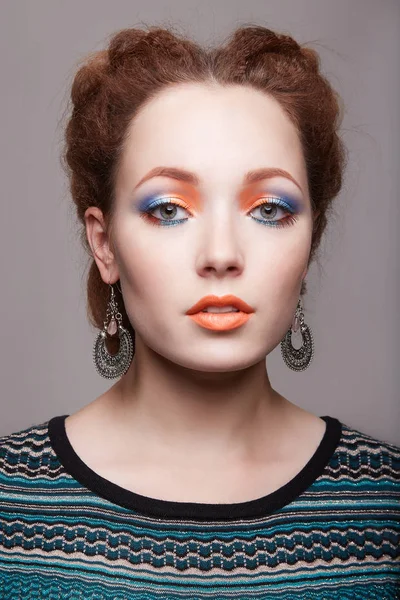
{"left": 280, "top": 297, "right": 314, "bottom": 371}
{"left": 93, "top": 281, "right": 135, "bottom": 379}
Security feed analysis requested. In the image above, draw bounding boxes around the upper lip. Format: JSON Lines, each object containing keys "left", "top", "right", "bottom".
{"left": 186, "top": 294, "right": 255, "bottom": 315}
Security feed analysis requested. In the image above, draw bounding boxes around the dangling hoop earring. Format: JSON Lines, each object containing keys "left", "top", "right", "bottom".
{"left": 280, "top": 297, "right": 314, "bottom": 371}
{"left": 92, "top": 279, "right": 135, "bottom": 379}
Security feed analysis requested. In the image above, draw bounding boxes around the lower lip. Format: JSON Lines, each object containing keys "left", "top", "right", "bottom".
{"left": 187, "top": 311, "right": 253, "bottom": 331}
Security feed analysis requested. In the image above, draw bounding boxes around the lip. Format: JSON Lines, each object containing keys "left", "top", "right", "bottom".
{"left": 186, "top": 294, "right": 255, "bottom": 315}
{"left": 186, "top": 295, "right": 255, "bottom": 331}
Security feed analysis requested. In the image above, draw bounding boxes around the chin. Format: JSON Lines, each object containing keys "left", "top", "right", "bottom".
{"left": 166, "top": 350, "right": 263, "bottom": 374}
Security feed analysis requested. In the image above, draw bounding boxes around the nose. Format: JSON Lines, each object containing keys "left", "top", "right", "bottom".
{"left": 195, "top": 212, "right": 245, "bottom": 278}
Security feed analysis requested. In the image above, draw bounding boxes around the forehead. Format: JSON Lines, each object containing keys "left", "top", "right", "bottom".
{"left": 119, "top": 83, "right": 308, "bottom": 196}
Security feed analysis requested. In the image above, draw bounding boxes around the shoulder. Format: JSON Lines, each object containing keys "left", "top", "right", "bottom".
{"left": 335, "top": 418, "right": 400, "bottom": 481}
{"left": 340, "top": 419, "right": 400, "bottom": 454}
{"left": 0, "top": 418, "right": 54, "bottom": 480}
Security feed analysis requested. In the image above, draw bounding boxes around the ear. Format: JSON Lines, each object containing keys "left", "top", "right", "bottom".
{"left": 84, "top": 207, "right": 119, "bottom": 284}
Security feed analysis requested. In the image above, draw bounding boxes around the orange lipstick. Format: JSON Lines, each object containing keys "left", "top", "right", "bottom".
{"left": 186, "top": 294, "right": 254, "bottom": 331}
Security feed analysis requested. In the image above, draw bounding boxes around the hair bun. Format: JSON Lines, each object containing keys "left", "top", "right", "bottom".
{"left": 70, "top": 51, "right": 108, "bottom": 110}
{"left": 231, "top": 26, "right": 302, "bottom": 64}
{"left": 107, "top": 29, "right": 148, "bottom": 71}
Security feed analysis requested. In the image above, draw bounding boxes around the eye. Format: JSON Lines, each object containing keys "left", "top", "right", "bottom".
{"left": 249, "top": 197, "right": 299, "bottom": 229}
{"left": 139, "top": 197, "right": 192, "bottom": 227}
{"left": 138, "top": 195, "right": 300, "bottom": 229}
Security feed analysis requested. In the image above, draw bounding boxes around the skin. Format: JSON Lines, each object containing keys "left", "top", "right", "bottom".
{"left": 66, "top": 82, "right": 326, "bottom": 503}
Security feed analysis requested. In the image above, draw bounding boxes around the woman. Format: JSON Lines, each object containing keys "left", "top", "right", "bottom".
{"left": 1, "top": 23, "right": 399, "bottom": 599}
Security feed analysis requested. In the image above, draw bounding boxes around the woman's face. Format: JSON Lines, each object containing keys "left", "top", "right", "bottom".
{"left": 100, "top": 83, "right": 314, "bottom": 372}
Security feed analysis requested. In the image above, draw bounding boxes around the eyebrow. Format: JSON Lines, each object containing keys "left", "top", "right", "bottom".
{"left": 134, "top": 166, "right": 304, "bottom": 194}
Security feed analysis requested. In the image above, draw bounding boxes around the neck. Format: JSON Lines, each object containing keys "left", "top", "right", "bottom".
{"left": 102, "top": 334, "right": 295, "bottom": 468}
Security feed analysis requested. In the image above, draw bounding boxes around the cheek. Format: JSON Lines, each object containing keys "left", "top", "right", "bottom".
{"left": 256, "top": 237, "right": 310, "bottom": 302}
{"left": 276, "top": 258, "right": 306, "bottom": 306}
{"left": 113, "top": 227, "right": 181, "bottom": 303}
{"left": 118, "top": 248, "right": 164, "bottom": 300}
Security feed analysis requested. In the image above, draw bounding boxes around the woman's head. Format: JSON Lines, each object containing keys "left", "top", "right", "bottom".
{"left": 62, "top": 24, "right": 347, "bottom": 370}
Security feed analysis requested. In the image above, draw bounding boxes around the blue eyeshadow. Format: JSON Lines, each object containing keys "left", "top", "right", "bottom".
{"left": 136, "top": 193, "right": 163, "bottom": 212}
{"left": 265, "top": 189, "right": 303, "bottom": 213}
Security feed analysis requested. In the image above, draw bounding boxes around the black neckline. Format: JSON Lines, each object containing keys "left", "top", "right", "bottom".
{"left": 48, "top": 414, "right": 342, "bottom": 522}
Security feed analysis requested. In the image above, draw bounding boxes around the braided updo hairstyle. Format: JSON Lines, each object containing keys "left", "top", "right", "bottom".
{"left": 62, "top": 23, "right": 347, "bottom": 345}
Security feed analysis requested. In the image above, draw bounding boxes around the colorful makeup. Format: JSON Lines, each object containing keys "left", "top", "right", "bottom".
{"left": 137, "top": 194, "right": 192, "bottom": 227}
{"left": 240, "top": 184, "right": 302, "bottom": 214}
{"left": 134, "top": 181, "right": 304, "bottom": 229}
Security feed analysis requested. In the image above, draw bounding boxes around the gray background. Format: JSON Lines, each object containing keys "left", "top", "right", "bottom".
{"left": 1, "top": 0, "right": 399, "bottom": 445}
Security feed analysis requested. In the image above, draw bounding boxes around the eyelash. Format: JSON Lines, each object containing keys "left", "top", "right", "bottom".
{"left": 139, "top": 196, "right": 299, "bottom": 229}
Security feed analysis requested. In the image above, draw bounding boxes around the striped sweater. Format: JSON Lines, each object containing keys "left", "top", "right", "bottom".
{"left": 0, "top": 414, "right": 399, "bottom": 599}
